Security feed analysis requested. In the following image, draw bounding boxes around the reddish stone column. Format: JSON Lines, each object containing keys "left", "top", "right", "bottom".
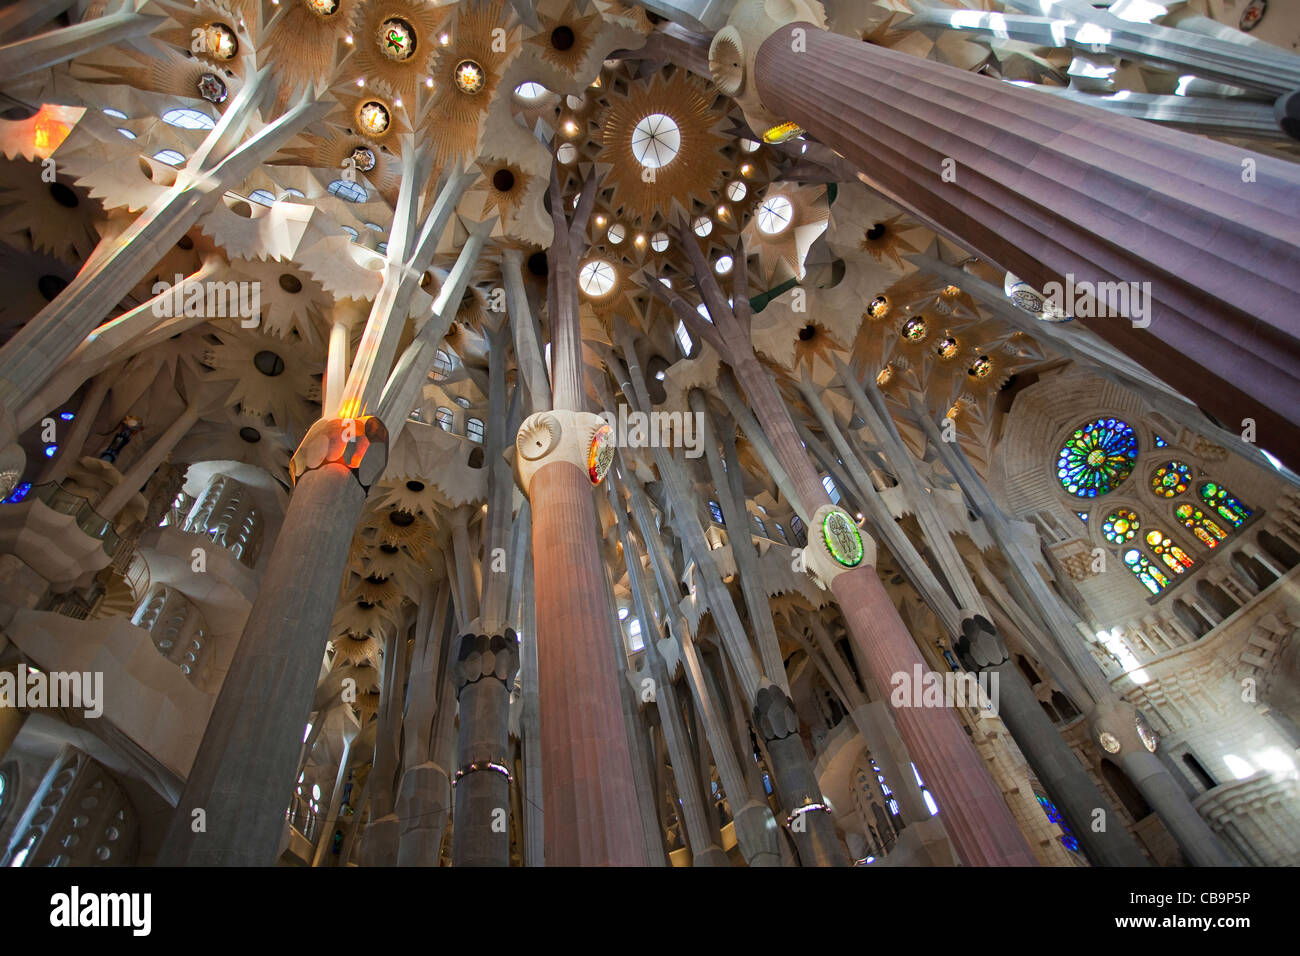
{"left": 754, "top": 23, "right": 1300, "bottom": 469}
{"left": 530, "top": 460, "right": 648, "bottom": 865}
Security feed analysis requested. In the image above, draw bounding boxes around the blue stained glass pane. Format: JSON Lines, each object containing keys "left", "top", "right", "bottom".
{"left": 1154, "top": 434, "right": 1168, "bottom": 448}
{"left": 3, "top": 482, "right": 31, "bottom": 504}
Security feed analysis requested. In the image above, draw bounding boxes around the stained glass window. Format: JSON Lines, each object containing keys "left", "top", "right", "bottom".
{"left": 1075, "top": 511, "right": 1089, "bottom": 524}
{"left": 1102, "top": 508, "right": 1138, "bottom": 544}
{"left": 1056, "top": 418, "right": 1138, "bottom": 498}
{"left": 1124, "top": 548, "right": 1169, "bottom": 595}
{"left": 1175, "top": 503, "right": 1228, "bottom": 548}
{"left": 1198, "top": 482, "right": 1251, "bottom": 528}
{"left": 1144, "top": 528, "right": 1194, "bottom": 575}
{"left": 1153, "top": 434, "right": 1168, "bottom": 448}
{"left": 708, "top": 500, "right": 724, "bottom": 524}
{"left": 1151, "top": 460, "right": 1190, "bottom": 498}
{"left": 1035, "top": 793, "right": 1081, "bottom": 853}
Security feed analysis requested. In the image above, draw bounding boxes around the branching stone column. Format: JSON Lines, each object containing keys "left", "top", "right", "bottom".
{"left": 158, "top": 174, "right": 483, "bottom": 865}
{"left": 652, "top": 233, "right": 1034, "bottom": 866}
{"left": 513, "top": 169, "right": 646, "bottom": 866}
{"left": 707, "top": 6, "right": 1300, "bottom": 468}
{"left": 450, "top": 631, "right": 520, "bottom": 867}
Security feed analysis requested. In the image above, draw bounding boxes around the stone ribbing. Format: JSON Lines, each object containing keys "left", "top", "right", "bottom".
{"left": 754, "top": 24, "right": 1300, "bottom": 470}
{"left": 530, "top": 459, "right": 648, "bottom": 865}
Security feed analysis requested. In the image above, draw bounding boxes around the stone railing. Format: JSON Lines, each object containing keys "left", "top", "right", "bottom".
{"left": 20, "top": 482, "right": 121, "bottom": 555}
{"left": 1195, "top": 771, "right": 1300, "bottom": 866}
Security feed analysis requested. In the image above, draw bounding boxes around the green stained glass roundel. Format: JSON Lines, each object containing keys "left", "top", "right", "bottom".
{"left": 822, "top": 510, "right": 864, "bottom": 568}
{"left": 1056, "top": 418, "right": 1138, "bottom": 498}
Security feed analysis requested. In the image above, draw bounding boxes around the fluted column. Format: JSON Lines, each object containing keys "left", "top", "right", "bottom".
{"left": 746, "top": 21, "right": 1300, "bottom": 469}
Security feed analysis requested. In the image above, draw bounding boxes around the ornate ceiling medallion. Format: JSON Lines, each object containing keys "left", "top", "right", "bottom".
{"left": 379, "top": 17, "right": 417, "bottom": 61}
{"left": 305, "top": 0, "right": 341, "bottom": 16}
{"left": 197, "top": 23, "right": 239, "bottom": 61}
{"left": 595, "top": 68, "right": 729, "bottom": 227}
{"left": 197, "top": 73, "right": 228, "bottom": 104}
{"left": 350, "top": 146, "right": 377, "bottom": 172}
{"left": 453, "top": 59, "right": 486, "bottom": 94}
{"left": 357, "top": 101, "right": 392, "bottom": 137}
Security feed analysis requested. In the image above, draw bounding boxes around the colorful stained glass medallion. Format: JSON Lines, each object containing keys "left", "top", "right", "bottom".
{"left": 379, "top": 18, "right": 416, "bottom": 61}
{"left": 1240, "top": 0, "right": 1267, "bottom": 32}
{"left": 901, "top": 317, "right": 926, "bottom": 341}
{"left": 1135, "top": 712, "right": 1159, "bottom": 753}
{"left": 1176, "top": 503, "right": 1228, "bottom": 547}
{"left": 588, "top": 424, "right": 615, "bottom": 485}
{"left": 197, "top": 73, "right": 228, "bottom": 104}
{"left": 454, "top": 59, "right": 486, "bottom": 94}
{"left": 822, "top": 510, "right": 865, "bottom": 568}
{"left": 198, "top": 23, "right": 239, "bottom": 60}
{"left": 969, "top": 355, "right": 992, "bottom": 379}
{"left": 305, "top": 0, "right": 340, "bottom": 15}
{"left": 1124, "top": 548, "right": 1169, "bottom": 595}
{"left": 1145, "top": 528, "right": 1194, "bottom": 574}
{"left": 1102, "top": 509, "right": 1138, "bottom": 544}
{"left": 1199, "top": 482, "right": 1251, "bottom": 528}
{"left": 357, "top": 101, "right": 391, "bottom": 137}
{"left": 935, "top": 336, "right": 958, "bottom": 359}
{"left": 865, "top": 295, "right": 889, "bottom": 319}
{"left": 762, "top": 121, "right": 803, "bottom": 144}
{"left": 350, "top": 146, "right": 377, "bottom": 172}
{"left": 1151, "top": 460, "right": 1190, "bottom": 498}
{"left": 1056, "top": 418, "right": 1138, "bottom": 498}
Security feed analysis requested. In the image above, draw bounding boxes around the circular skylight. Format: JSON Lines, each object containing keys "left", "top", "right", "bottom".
{"left": 557, "top": 142, "right": 577, "bottom": 164}
{"left": 606, "top": 223, "right": 625, "bottom": 245}
{"left": 631, "top": 113, "right": 681, "bottom": 169}
{"left": 650, "top": 232, "right": 669, "bottom": 252}
{"left": 715, "top": 255, "right": 733, "bottom": 274}
{"left": 515, "top": 81, "right": 548, "bottom": 100}
{"left": 578, "top": 259, "right": 616, "bottom": 297}
{"left": 726, "top": 180, "right": 747, "bottom": 202}
{"left": 740, "top": 138, "right": 760, "bottom": 153}
{"left": 691, "top": 216, "right": 712, "bottom": 237}
{"left": 756, "top": 195, "right": 793, "bottom": 235}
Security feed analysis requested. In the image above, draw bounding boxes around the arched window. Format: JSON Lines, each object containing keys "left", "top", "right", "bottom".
{"left": 1123, "top": 548, "right": 1169, "bottom": 595}
{"left": 627, "top": 618, "right": 644, "bottom": 652}
{"left": 1175, "top": 503, "right": 1228, "bottom": 547}
{"left": 466, "top": 418, "right": 484, "bottom": 443}
{"left": 675, "top": 320, "right": 694, "bottom": 357}
{"left": 1198, "top": 482, "right": 1252, "bottom": 528}
{"left": 708, "top": 500, "right": 724, "bottom": 525}
{"left": 432, "top": 349, "right": 454, "bottom": 381}
{"left": 1144, "top": 528, "right": 1195, "bottom": 575}
{"left": 822, "top": 475, "right": 841, "bottom": 504}
{"left": 775, "top": 522, "right": 785, "bottom": 543}
{"left": 435, "top": 407, "right": 454, "bottom": 432}
{"left": 162, "top": 107, "right": 215, "bottom": 130}
{"left": 327, "top": 179, "right": 368, "bottom": 203}
{"left": 753, "top": 515, "right": 766, "bottom": 536}
{"left": 249, "top": 189, "right": 276, "bottom": 207}
{"left": 790, "top": 514, "right": 807, "bottom": 547}
{"left": 152, "top": 149, "right": 187, "bottom": 167}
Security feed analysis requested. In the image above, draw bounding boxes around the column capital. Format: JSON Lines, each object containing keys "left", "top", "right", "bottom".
{"left": 708, "top": 3, "right": 826, "bottom": 140}
{"left": 289, "top": 415, "right": 389, "bottom": 491}
{"left": 513, "top": 409, "right": 614, "bottom": 497}
{"left": 804, "top": 503, "right": 876, "bottom": 587}
{"left": 452, "top": 630, "right": 521, "bottom": 698}
{"left": 953, "top": 613, "right": 1009, "bottom": 671}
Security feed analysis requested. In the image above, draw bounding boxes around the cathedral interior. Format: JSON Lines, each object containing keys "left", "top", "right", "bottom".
{"left": 0, "top": 0, "right": 1297, "bottom": 869}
